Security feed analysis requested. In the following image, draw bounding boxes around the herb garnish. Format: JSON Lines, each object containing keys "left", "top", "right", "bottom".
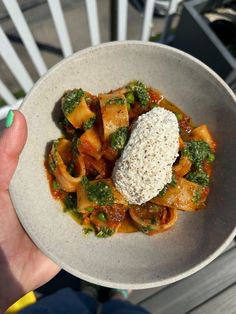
{"left": 110, "top": 127, "right": 128, "bottom": 151}
{"left": 106, "top": 96, "right": 125, "bottom": 105}
{"left": 83, "top": 116, "right": 96, "bottom": 131}
{"left": 128, "top": 81, "right": 150, "bottom": 107}
{"left": 62, "top": 89, "right": 84, "bottom": 115}
{"left": 187, "top": 170, "right": 209, "bottom": 187}
{"left": 192, "top": 187, "right": 202, "bottom": 204}
{"left": 64, "top": 193, "right": 77, "bottom": 212}
{"left": 83, "top": 227, "right": 94, "bottom": 235}
{"left": 81, "top": 176, "right": 114, "bottom": 206}
{"left": 96, "top": 227, "right": 114, "bottom": 238}
{"left": 183, "top": 140, "right": 214, "bottom": 170}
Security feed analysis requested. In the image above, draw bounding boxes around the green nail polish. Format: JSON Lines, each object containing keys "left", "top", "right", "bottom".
{"left": 5, "top": 110, "right": 14, "bottom": 128}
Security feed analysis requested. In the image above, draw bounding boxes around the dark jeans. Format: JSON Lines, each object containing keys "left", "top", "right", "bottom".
{"left": 19, "top": 288, "right": 151, "bottom": 314}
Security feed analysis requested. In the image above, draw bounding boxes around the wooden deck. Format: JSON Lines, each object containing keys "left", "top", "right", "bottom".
{"left": 129, "top": 240, "right": 236, "bottom": 314}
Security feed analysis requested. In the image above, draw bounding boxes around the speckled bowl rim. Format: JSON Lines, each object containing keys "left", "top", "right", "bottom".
{"left": 15, "top": 41, "right": 236, "bottom": 289}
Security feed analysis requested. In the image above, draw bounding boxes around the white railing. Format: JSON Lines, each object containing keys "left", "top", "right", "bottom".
{"left": 0, "top": 0, "right": 179, "bottom": 120}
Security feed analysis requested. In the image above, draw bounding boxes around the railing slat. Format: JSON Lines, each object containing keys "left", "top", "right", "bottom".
{"left": 85, "top": 0, "right": 101, "bottom": 46}
{"left": 141, "top": 0, "right": 155, "bottom": 41}
{"left": 0, "top": 26, "right": 33, "bottom": 93}
{"left": 2, "top": 0, "right": 47, "bottom": 76}
{"left": 0, "top": 80, "right": 17, "bottom": 105}
{"left": 118, "top": 0, "right": 128, "bottom": 40}
{"left": 47, "top": 0, "right": 73, "bottom": 57}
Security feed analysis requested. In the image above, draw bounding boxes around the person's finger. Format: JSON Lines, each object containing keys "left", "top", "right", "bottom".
{"left": 0, "top": 111, "right": 27, "bottom": 191}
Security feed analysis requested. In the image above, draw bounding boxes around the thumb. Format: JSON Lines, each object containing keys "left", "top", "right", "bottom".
{"left": 0, "top": 111, "right": 27, "bottom": 191}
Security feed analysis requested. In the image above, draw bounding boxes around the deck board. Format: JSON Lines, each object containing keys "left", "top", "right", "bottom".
{"left": 138, "top": 242, "right": 236, "bottom": 314}
{"left": 129, "top": 241, "right": 235, "bottom": 306}
{"left": 189, "top": 283, "right": 236, "bottom": 314}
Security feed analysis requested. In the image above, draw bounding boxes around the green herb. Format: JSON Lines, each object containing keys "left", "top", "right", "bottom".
{"left": 128, "top": 81, "right": 150, "bottom": 107}
{"left": 81, "top": 176, "right": 90, "bottom": 187}
{"left": 71, "top": 135, "right": 79, "bottom": 156}
{"left": 158, "top": 185, "right": 168, "bottom": 197}
{"left": 98, "top": 212, "right": 107, "bottom": 222}
{"left": 52, "top": 180, "right": 60, "bottom": 190}
{"left": 125, "top": 92, "right": 135, "bottom": 104}
{"left": 66, "top": 163, "right": 75, "bottom": 176}
{"left": 58, "top": 117, "right": 71, "bottom": 130}
{"left": 187, "top": 170, "right": 209, "bottom": 187}
{"left": 140, "top": 225, "right": 155, "bottom": 234}
{"left": 106, "top": 96, "right": 125, "bottom": 105}
{"left": 170, "top": 173, "right": 177, "bottom": 187}
{"left": 81, "top": 177, "right": 114, "bottom": 206}
{"left": 83, "top": 116, "right": 96, "bottom": 131}
{"left": 208, "top": 153, "right": 215, "bottom": 163}
{"left": 85, "top": 207, "right": 94, "bottom": 212}
{"left": 151, "top": 205, "right": 160, "bottom": 212}
{"left": 62, "top": 88, "right": 84, "bottom": 115}
{"left": 49, "top": 156, "right": 57, "bottom": 172}
{"left": 183, "top": 140, "right": 212, "bottom": 169}
{"left": 64, "top": 193, "right": 77, "bottom": 211}
{"left": 110, "top": 127, "right": 128, "bottom": 151}
{"left": 175, "top": 112, "right": 183, "bottom": 121}
{"left": 83, "top": 227, "right": 94, "bottom": 235}
{"left": 87, "top": 181, "right": 114, "bottom": 206}
{"left": 96, "top": 227, "right": 114, "bottom": 238}
{"left": 126, "top": 102, "right": 131, "bottom": 111}
{"left": 192, "top": 187, "right": 202, "bottom": 204}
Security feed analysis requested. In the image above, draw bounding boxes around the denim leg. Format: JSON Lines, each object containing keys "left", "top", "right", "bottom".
{"left": 19, "top": 288, "right": 97, "bottom": 314}
{"left": 100, "top": 299, "right": 151, "bottom": 314}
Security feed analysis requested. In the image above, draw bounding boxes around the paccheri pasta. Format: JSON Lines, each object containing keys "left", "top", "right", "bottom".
{"left": 46, "top": 81, "right": 216, "bottom": 237}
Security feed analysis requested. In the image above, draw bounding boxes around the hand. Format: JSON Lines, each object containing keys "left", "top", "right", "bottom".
{"left": 0, "top": 111, "right": 60, "bottom": 313}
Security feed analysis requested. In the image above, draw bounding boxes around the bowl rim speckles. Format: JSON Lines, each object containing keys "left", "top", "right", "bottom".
{"left": 10, "top": 41, "right": 236, "bottom": 289}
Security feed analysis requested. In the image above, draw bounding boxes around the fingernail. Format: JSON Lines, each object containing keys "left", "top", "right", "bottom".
{"left": 5, "top": 110, "right": 14, "bottom": 128}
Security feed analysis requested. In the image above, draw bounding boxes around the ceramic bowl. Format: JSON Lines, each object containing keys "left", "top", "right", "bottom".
{"left": 10, "top": 41, "right": 236, "bottom": 289}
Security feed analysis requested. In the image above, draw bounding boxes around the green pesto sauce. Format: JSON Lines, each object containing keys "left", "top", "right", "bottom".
{"left": 63, "top": 193, "right": 77, "bottom": 212}
{"left": 140, "top": 225, "right": 156, "bottom": 234}
{"left": 81, "top": 176, "right": 114, "bottom": 206}
{"left": 48, "top": 139, "right": 59, "bottom": 172}
{"left": 106, "top": 96, "right": 125, "bottom": 105}
{"left": 110, "top": 127, "right": 128, "bottom": 151}
{"left": 62, "top": 88, "right": 84, "bottom": 115}
{"left": 83, "top": 116, "right": 96, "bottom": 131}
{"left": 192, "top": 187, "right": 202, "bottom": 204}
{"left": 187, "top": 170, "right": 209, "bottom": 187}
{"left": 96, "top": 227, "right": 114, "bottom": 238}
{"left": 128, "top": 80, "right": 150, "bottom": 107}
{"left": 49, "top": 156, "right": 57, "bottom": 172}
{"left": 83, "top": 227, "right": 94, "bottom": 235}
{"left": 183, "top": 140, "right": 213, "bottom": 170}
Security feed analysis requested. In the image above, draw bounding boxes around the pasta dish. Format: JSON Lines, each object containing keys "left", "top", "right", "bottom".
{"left": 46, "top": 81, "right": 216, "bottom": 237}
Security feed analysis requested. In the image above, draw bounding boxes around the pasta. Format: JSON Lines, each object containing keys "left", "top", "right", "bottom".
{"left": 46, "top": 81, "right": 216, "bottom": 238}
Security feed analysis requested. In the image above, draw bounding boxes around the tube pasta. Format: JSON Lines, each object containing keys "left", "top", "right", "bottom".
{"left": 99, "top": 92, "right": 129, "bottom": 141}
{"left": 191, "top": 124, "right": 216, "bottom": 152}
{"left": 62, "top": 91, "right": 95, "bottom": 129}
{"left": 173, "top": 156, "right": 192, "bottom": 177}
{"left": 151, "top": 177, "right": 208, "bottom": 211}
{"left": 49, "top": 139, "right": 85, "bottom": 192}
{"left": 79, "top": 127, "right": 102, "bottom": 160}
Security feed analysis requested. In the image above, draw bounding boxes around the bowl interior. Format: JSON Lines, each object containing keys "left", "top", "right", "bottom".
{"left": 10, "top": 42, "right": 236, "bottom": 289}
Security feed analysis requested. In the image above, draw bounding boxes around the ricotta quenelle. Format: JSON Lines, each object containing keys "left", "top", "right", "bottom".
{"left": 112, "top": 107, "right": 179, "bottom": 205}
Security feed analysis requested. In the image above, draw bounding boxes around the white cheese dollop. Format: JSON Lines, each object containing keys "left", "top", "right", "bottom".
{"left": 112, "top": 107, "right": 179, "bottom": 205}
